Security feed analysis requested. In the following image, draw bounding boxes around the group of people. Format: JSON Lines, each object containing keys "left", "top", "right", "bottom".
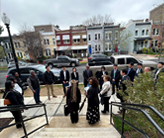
{"left": 2, "top": 61, "right": 164, "bottom": 128}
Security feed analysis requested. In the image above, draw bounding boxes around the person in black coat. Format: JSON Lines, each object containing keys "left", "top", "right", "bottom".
{"left": 60, "top": 66, "right": 70, "bottom": 97}
{"left": 117, "top": 69, "right": 130, "bottom": 114}
{"left": 98, "top": 66, "right": 108, "bottom": 90}
{"left": 71, "top": 67, "right": 79, "bottom": 86}
{"left": 127, "top": 62, "right": 136, "bottom": 83}
{"left": 110, "top": 64, "right": 120, "bottom": 95}
{"left": 83, "top": 65, "right": 93, "bottom": 87}
{"left": 86, "top": 77, "right": 100, "bottom": 124}
{"left": 66, "top": 80, "right": 81, "bottom": 124}
{"left": 135, "top": 63, "right": 143, "bottom": 77}
{"left": 3, "top": 81, "right": 24, "bottom": 129}
{"left": 154, "top": 62, "right": 164, "bottom": 82}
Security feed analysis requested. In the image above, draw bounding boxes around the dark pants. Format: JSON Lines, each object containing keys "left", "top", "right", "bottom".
{"left": 103, "top": 97, "right": 110, "bottom": 112}
{"left": 62, "top": 84, "right": 66, "bottom": 94}
{"left": 70, "top": 111, "right": 79, "bottom": 123}
{"left": 34, "top": 87, "right": 40, "bottom": 103}
{"left": 117, "top": 93, "right": 124, "bottom": 103}
{"left": 112, "top": 81, "right": 119, "bottom": 95}
{"left": 11, "top": 110, "right": 22, "bottom": 128}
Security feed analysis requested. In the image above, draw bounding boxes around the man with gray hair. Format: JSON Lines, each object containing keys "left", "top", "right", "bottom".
{"left": 27, "top": 70, "right": 42, "bottom": 104}
{"left": 144, "top": 67, "right": 151, "bottom": 73}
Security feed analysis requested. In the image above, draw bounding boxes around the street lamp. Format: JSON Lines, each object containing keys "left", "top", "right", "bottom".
{"left": 0, "top": 42, "right": 9, "bottom": 64}
{"left": 2, "top": 13, "right": 21, "bottom": 78}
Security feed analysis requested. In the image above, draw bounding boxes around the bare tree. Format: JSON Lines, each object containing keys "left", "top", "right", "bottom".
{"left": 19, "top": 24, "right": 43, "bottom": 61}
{"left": 0, "top": 26, "right": 5, "bottom": 59}
{"left": 83, "top": 14, "right": 113, "bottom": 26}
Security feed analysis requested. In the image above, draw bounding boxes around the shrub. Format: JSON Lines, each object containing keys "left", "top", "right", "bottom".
{"left": 118, "top": 73, "right": 164, "bottom": 137}
{"left": 142, "top": 47, "right": 146, "bottom": 53}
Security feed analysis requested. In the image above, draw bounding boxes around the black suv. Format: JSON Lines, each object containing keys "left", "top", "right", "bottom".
{"left": 6, "top": 64, "right": 61, "bottom": 85}
{"left": 88, "top": 54, "right": 112, "bottom": 66}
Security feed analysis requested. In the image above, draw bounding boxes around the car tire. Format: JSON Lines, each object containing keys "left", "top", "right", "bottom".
{"left": 48, "top": 63, "right": 53, "bottom": 69}
{"left": 71, "top": 62, "right": 76, "bottom": 67}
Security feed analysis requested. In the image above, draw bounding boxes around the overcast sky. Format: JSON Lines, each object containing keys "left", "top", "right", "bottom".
{"left": 0, "top": 0, "right": 163, "bottom": 36}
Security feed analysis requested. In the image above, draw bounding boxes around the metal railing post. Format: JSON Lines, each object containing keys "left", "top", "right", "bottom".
{"left": 19, "top": 109, "right": 28, "bottom": 138}
{"left": 43, "top": 105, "right": 49, "bottom": 125}
{"left": 110, "top": 102, "right": 113, "bottom": 124}
{"left": 121, "top": 108, "right": 125, "bottom": 138}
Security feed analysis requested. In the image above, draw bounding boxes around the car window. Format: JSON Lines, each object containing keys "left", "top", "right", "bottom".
{"left": 9, "top": 69, "right": 17, "bottom": 74}
{"left": 127, "top": 58, "right": 138, "bottom": 64}
{"left": 110, "top": 57, "right": 115, "bottom": 64}
{"left": 20, "top": 68, "right": 30, "bottom": 74}
{"left": 58, "top": 57, "right": 63, "bottom": 60}
{"left": 118, "top": 58, "right": 125, "bottom": 64}
{"left": 38, "top": 66, "right": 46, "bottom": 72}
{"left": 62, "top": 57, "right": 69, "bottom": 60}
{"left": 99, "top": 54, "right": 106, "bottom": 57}
{"left": 92, "top": 55, "right": 99, "bottom": 57}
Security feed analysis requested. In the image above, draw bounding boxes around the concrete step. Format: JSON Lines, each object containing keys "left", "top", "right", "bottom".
{"left": 32, "top": 127, "right": 120, "bottom": 138}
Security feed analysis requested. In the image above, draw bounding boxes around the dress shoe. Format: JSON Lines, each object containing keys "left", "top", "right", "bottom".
{"left": 53, "top": 95, "right": 57, "bottom": 98}
{"left": 101, "top": 110, "right": 106, "bottom": 114}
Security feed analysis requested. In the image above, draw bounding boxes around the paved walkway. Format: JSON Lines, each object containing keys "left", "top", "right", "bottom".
{"left": 0, "top": 95, "right": 120, "bottom": 138}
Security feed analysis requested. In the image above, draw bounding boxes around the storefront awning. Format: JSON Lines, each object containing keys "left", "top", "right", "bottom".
{"left": 62, "top": 35, "right": 70, "bottom": 40}
{"left": 56, "top": 36, "right": 60, "bottom": 40}
{"left": 82, "top": 35, "right": 87, "bottom": 39}
{"left": 56, "top": 46, "right": 71, "bottom": 51}
{"left": 134, "top": 37, "right": 152, "bottom": 41}
{"left": 71, "top": 45, "right": 88, "bottom": 50}
{"left": 73, "top": 35, "right": 80, "bottom": 39}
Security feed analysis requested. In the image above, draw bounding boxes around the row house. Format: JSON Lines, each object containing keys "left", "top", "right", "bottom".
{"left": 123, "top": 19, "right": 152, "bottom": 54}
{"left": 34, "top": 24, "right": 60, "bottom": 57}
{"left": 0, "top": 36, "right": 13, "bottom": 60}
{"left": 87, "top": 24, "right": 120, "bottom": 54}
{"left": 149, "top": 3, "right": 164, "bottom": 49}
{"left": 13, "top": 35, "right": 29, "bottom": 59}
{"left": 70, "top": 25, "right": 87, "bottom": 57}
{"left": 87, "top": 25, "right": 104, "bottom": 54}
{"left": 55, "top": 29, "right": 72, "bottom": 56}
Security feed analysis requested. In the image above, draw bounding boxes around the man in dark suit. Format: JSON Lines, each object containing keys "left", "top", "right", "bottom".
{"left": 154, "top": 62, "right": 164, "bottom": 82}
{"left": 117, "top": 69, "right": 130, "bottom": 114}
{"left": 127, "top": 62, "right": 136, "bottom": 83}
{"left": 98, "top": 66, "right": 108, "bottom": 90}
{"left": 135, "top": 63, "right": 143, "bottom": 77}
{"left": 83, "top": 65, "right": 93, "bottom": 87}
{"left": 110, "top": 64, "right": 120, "bottom": 95}
{"left": 60, "top": 66, "right": 70, "bottom": 97}
{"left": 71, "top": 67, "right": 79, "bottom": 86}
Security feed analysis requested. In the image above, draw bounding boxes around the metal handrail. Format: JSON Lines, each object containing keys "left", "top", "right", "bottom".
{"left": 0, "top": 103, "right": 49, "bottom": 138}
{"left": 110, "top": 102, "right": 164, "bottom": 138}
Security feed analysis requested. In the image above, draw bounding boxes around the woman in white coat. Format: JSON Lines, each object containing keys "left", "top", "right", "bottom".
{"left": 100, "top": 75, "right": 112, "bottom": 114}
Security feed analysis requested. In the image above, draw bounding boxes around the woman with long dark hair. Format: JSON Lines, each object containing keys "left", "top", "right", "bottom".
{"left": 3, "top": 81, "right": 24, "bottom": 129}
{"left": 86, "top": 77, "right": 100, "bottom": 125}
{"left": 66, "top": 80, "right": 81, "bottom": 123}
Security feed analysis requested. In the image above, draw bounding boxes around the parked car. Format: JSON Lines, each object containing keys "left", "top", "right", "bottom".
{"left": 6, "top": 64, "right": 61, "bottom": 85}
{"left": 43, "top": 56, "right": 79, "bottom": 68}
{"left": 88, "top": 54, "right": 111, "bottom": 66}
{"left": 7, "top": 60, "right": 36, "bottom": 69}
{"left": 90, "top": 55, "right": 157, "bottom": 77}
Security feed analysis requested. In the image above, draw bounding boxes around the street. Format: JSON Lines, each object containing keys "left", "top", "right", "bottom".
{"left": 0, "top": 58, "right": 161, "bottom": 88}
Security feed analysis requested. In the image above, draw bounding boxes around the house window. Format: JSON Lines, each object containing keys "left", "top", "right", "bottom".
{"left": 141, "top": 42, "right": 143, "bottom": 47}
{"left": 23, "top": 42, "right": 26, "bottom": 47}
{"left": 44, "top": 38, "right": 49, "bottom": 45}
{"left": 17, "top": 52, "right": 23, "bottom": 58}
{"left": 109, "top": 33, "right": 112, "bottom": 40}
{"left": 145, "top": 41, "right": 148, "bottom": 47}
{"left": 73, "top": 39, "right": 80, "bottom": 43}
{"left": 115, "top": 31, "right": 119, "bottom": 40}
{"left": 45, "top": 49, "right": 51, "bottom": 56}
{"left": 52, "top": 37, "right": 56, "bottom": 45}
{"left": 146, "top": 29, "right": 149, "bottom": 35}
{"left": 83, "top": 38, "right": 87, "bottom": 42}
{"left": 142, "top": 30, "right": 145, "bottom": 36}
{"left": 156, "top": 29, "right": 159, "bottom": 35}
{"left": 95, "top": 34, "right": 97, "bottom": 40}
{"left": 105, "top": 43, "right": 108, "bottom": 50}
{"left": 155, "top": 40, "right": 158, "bottom": 47}
{"left": 57, "top": 40, "right": 61, "bottom": 44}
{"left": 105, "top": 32, "right": 108, "bottom": 40}
{"left": 14, "top": 42, "right": 20, "bottom": 48}
{"left": 109, "top": 43, "right": 112, "bottom": 50}
{"left": 135, "top": 30, "right": 138, "bottom": 36}
{"left": 98, "top": 45, "right": 101, "bottom": 51}
{"left": 88, "top": 34, "right": 91, "bottom": 41}
{"left": 95, "top": 45, "right": 97, "bottom": 51}
{"left": 63, "top": 40, "right": 70, "bottom": 44}
{"left": 98, "top": 34, "right": 100, "bottom": 40}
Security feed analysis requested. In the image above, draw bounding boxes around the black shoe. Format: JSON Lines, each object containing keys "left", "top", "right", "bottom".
{"left": 39, "top": 101, "right": 42, "bottom": 104}
{"left": 101, "top": 110, "right": 106, "bottom": 114}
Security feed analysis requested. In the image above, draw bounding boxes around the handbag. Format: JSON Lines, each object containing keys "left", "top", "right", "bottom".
{"left": 4, "top": 91, "right": 11, "bottom": 105}
{"left": 64, "top": 104, "right": 69, "bottom": 116}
